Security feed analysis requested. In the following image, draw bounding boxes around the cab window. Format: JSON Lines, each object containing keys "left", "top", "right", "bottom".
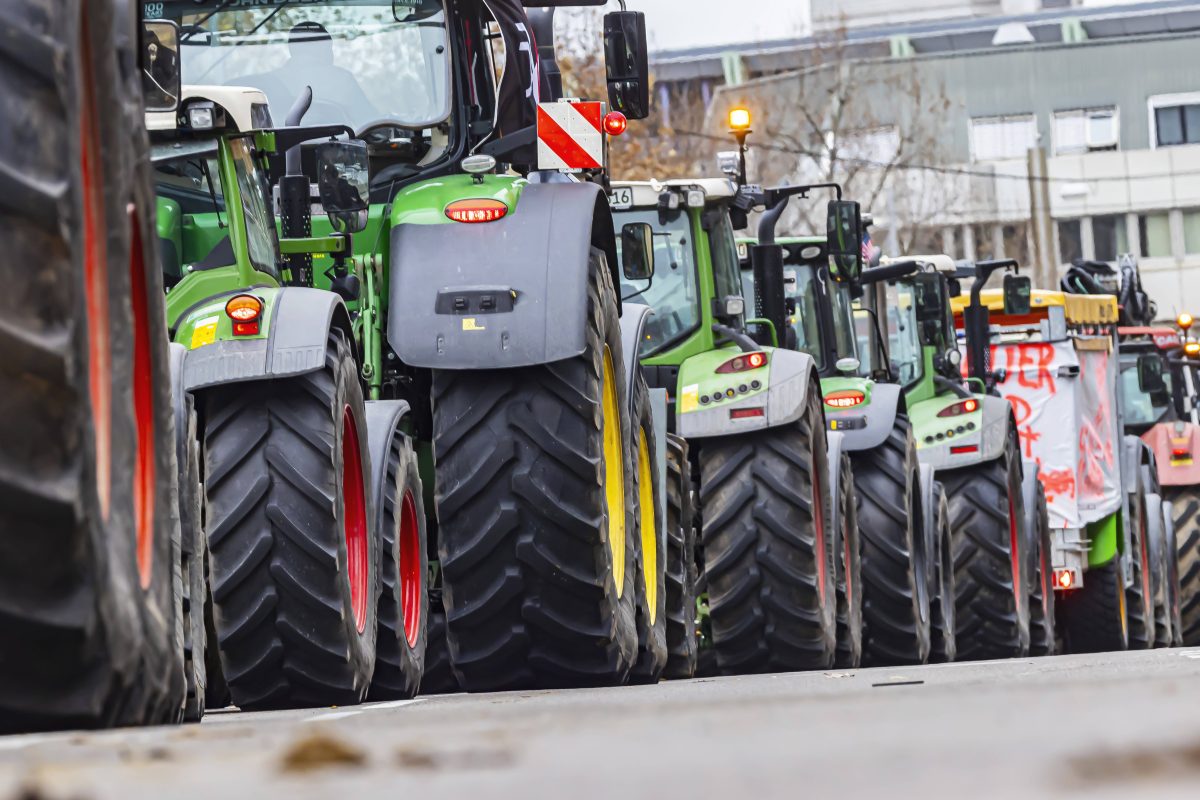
{"left": 228, "top": 137, "right": 280, "bottom": 279}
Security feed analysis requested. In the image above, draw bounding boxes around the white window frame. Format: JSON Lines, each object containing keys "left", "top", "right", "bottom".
{"left": 1052, "top": 106, "right": 1119, "bottom": 155}
{"left": 968, "top": 114, "right": 1038, "bottom": 162}
{"left": 1148, "top": 91, "right": 1200, "bottom": 149}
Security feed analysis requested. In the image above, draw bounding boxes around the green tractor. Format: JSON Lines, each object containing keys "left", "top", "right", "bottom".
{"left": 738, "top": 228, "right": 954, "bottom": 667}
{"left": 610, "top": 178, "right": 865, "bottom": 673}
{"left": 869, "top": 256, "right": 1052, "bottom": 659}
{"left": 149, "top": 0, "right": 668, "bottom": 695}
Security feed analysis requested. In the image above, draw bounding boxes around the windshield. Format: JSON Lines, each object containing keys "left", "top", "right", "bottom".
{"left": 151, "top": 0, "right": 451, "bottom": 132}
{"left": 887, "top": 283, "right": 923, "bottom": 387}
{"left": 616, "top": 209, "right": 700, "bottom": 357}
{"left": 781, "top": 264, "right": 825, "bottom": 368}
{"left": 1120, "top": 360, "right": 1173, "bottom": 426}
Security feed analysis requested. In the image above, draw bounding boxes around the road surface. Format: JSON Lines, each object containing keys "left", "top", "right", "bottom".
{"left": 2, "top": 649, "right": 1199, "bottom": 799}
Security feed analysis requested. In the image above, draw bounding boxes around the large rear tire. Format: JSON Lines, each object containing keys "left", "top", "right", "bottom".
{"left": 432, "top": 249, "right": 638, "bottom": 691}
{"left": 0, "top": 0, "right": 183, "bottom": 732}
{"left": 663, "top": 435, "right": 698, "bottom": 679}
{"left": 1163, "top": 486, "right": 1200, "bottom": 645}
{"left": 369, "top": 433, "right": 428, "bottom": 700}
{"left": 630, "top": 376, "right": 667, "bottom": 684}
{"left": 941, "top": 433, "right": 1030, "bottom": 661}
{"left": 1028, "top": 480, "right": 1057, "bottom": 656}
{"left": 929, "top": 483, "right": 957, "bottom": 664}
{"left": 699, "top": 388, "right": 837, "bottom": 674}
{"left": 834, "top": 453, "right": 863, "bottom": 669}
{"left": 1059, "top": 553, "right": 1128, "bottom": 653}
{"left": 853, "top": 416, "right": 930, "bottom": 666}
{"left": 177, "top": 398, "right": 208, "bottom": 721}
{"left": 202, "top": 330, "right": 379, "bottom": 709}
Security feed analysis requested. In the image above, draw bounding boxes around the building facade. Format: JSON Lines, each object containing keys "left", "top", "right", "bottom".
{"left": 651, "top": 0, "right": 1200, "bottom": 316}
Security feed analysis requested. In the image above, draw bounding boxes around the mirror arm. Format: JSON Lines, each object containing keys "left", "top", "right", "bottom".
{"left": 934, "top": 375, "right": 972, "bottom": 400}
{"left": 620, "top": 272, "right": 652, "bottom": 304}
{"left": 712, "top": 323, "right": 760, "bottom": 354}
{"left": 860, "top": 261, "right": 920, "bottom": 285}
{"left": 746, "top": 317, "right": 778, "bottom": 348}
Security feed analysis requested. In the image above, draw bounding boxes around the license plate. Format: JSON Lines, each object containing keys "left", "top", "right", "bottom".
{"left": 608, "top": 187, "right": 633, "bottom": 210}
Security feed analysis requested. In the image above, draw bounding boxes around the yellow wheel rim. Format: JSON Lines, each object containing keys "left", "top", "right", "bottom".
{"left": 601, "top": 346, "right": 626, "bottom": 596}
{"left": 637, "top": 427, "right": 658, "bottom": 624}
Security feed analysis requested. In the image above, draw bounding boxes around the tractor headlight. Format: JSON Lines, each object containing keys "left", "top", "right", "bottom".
{"left": 188, "top": 104, "right": 215, "bottom": 131}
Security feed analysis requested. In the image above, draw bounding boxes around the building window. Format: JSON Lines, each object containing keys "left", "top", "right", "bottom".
{"left": 1149, "top": 93, "right": 1200, "bottom": 148}
{"left": 972, "top": 223, "right": 995, "bottom": 261}
{"left": 1058, "top": 219, "right": 1082, "bottom": 264}
{"left": 1092, "top": 214, "right": 1128, "bottom": 262}
{"left": 1183, "top": 210, "right": 1200, "bottom": 254}
{"left": 1138, "top": 213, "right": 1171, "bottom": 258}
{"left": 1053, "top": 107, "right": 1119, "bottom": 155}
{"left": 969, "top": 114, "right": 1037, "bottom": 161}
{"left": 1002, "top": 223, "right": 1031, "bottom": 265}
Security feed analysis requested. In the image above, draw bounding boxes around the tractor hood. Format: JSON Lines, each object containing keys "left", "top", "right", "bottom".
{"left": 1143, "top": 420, "right": 1200, "bottom": 486}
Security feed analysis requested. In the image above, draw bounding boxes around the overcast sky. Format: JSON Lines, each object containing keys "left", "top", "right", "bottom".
{"left": 639, "top": 0, "right": 811, "bottom": 52}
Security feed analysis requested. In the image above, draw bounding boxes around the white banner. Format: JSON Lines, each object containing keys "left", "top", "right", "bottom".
{"left": 990, "top": 339, "right": 1122, "bottom": 530}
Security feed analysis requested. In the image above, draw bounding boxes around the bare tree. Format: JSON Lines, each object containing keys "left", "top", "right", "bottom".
{"left": 700, "top": 32, "right": 967, "bottom": 250}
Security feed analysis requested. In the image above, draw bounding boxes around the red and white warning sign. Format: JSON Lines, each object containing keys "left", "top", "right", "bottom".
{"left": 537, "top": 100, "right": 605, "bottom": 171}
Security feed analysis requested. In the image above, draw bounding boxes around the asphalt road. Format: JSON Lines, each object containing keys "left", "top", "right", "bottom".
{"left": 2, "top": 649, "right": 1199, "bottom": 800}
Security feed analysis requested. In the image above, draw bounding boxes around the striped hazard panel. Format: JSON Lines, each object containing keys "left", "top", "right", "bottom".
{"left": 537, "top": 101, "right": 605, "bottom": 171}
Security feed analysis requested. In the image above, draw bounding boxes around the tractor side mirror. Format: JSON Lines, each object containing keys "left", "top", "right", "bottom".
{"left": 1138, "top": 353, "right": 1167, "bottom": 394}
{"left": 827, "top": 200, "right": 863, "bottom": 283}
{"left": 620, "top": 222, "right": 654, "bottom": 282}
{"left": 1003, "top": 273, "right": 1032, "bottom": 315}
{"left": 603, "top": 11, "right": 650, "bottom": 120}
{"left": 315, "top": 140, "right": 370, "bottom": 234}
{"left": 141, "top": 20, "right": 181, "bottom": 113}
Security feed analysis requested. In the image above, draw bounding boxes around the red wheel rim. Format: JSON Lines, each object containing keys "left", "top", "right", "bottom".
{"left": 1008, "top": 494, "right": 1021, "bottom": 603}
{"left": 341, "top": 407, "right": 369, "bottom": 633}
{"left": 398, "top": 490, "right": 422, "bottom": 647}
{"left": 812, "top": 447, "right": 828, "bottom": 607}
{"left": 129, "top": 206, "right": 156, "bottom": 588}
{"left": 80, "top": 6, "right": 112, "bottom": 523}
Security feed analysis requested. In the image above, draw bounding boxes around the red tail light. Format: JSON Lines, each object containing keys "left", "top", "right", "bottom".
{"left": 825, "top": 390, "right": 865, "bottom": 409}
{"left": 226, "top": 295, "right": 263, "bottom": 336}
{"left": 1054, "top": 569, "right": 1075, "bottom": 589}
{"left": 950, "top": 444, "right": 979, "bottom": 455}
{"left": 716, "top": 352, "right": 768, "bottom": 374}
{"left": 604, "top": 111, "right": 628, "bottom": 137}
{"left": 730, "top": 407, "right": 765, "bottom": 420}
{"left": 938, "top": 398, "right": 979, "bottom": 418}
{"left": 445, "top": 198, "right": 509, "bottom": 223}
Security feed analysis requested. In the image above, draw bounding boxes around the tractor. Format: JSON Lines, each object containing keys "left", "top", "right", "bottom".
{"left": 1, "top": 0, "right": 196, "bottom": 731}
{"left": 610, "top": 177, "right": 858, "bottom": 674}
{"left": 147, "top": 0, "right": 668, "bottom": 694}
{"left": 1063, "top": 255, "right": 1191, "bottom": 645}
{"left": 872, "top": 256, "right": 1052, "bottom": 659}
{"left": 950, "top": 286, "right": 1166, "bottom": 652}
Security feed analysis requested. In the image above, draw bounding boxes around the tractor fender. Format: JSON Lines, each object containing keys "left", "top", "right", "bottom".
{"left": 677, "top": 348, "right": 816, "bottom": 440}
{"left": 619, "top": 303, "right": 654, "bottom": 419}
{"left": 827, "top": 430, "right": 848, "bottom": 537}
{"left": 1144, "top": 492, "right": 1166, "bottom": 600}
{"left": 836, "top": 382, "right": 904, "bottom": 452}
{"left": 976, "top": 396, "right": 1013, "bottom": 463}
{"left": 1141, "top": 420, "right": 1200, "bottom": 487}
{"left": 168, "top": 342, "right": 189, "bottom": 466}
{"left": 1021, "top": 457, "right": 1041, "bottom": 540}
{"left": 182, "top": 287, "right": 356, "bottom": 392}
{"left": 387, "top": 181, "right": 620, "bottom": 370}
{"left": 364, "top": 400, "right": 413, "bottom": 535}
{"left": 918, "top": 462, "right": 938, "bottom": 580}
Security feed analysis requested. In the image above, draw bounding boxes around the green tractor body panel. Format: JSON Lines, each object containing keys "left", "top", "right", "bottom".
{"left": 388, "top": 174, "right": 529, "bottom": 227}
{"left": 1087, "top": 512, "right": 1122, "bottom": 567}
{"left": 172, "top": 287, "right": 280, "bottom": 350}
{"left": 675, "top": 344, "right": 769, "bottom": 410}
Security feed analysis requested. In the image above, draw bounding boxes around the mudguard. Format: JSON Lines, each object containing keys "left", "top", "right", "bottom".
{"left": 677, "top": 348, "right": 816, "bottom": 439}
{"left": 387, "top": 181, "right": 618, "bottom": 370}
{"left": 1145, "top": 492, "right": 1166, "bottom": 600}
{"left": 918, "top": 462, "right": 938, "bottom": 585}
{"left": 916, "top": 394, "right": 1011, "bottom": 470}
{"left": 168, "top": 342, "right": 188, "bottom": 466}
{"left": 182, "top": 287, "right": 355, "bottom": 392}
{"left": 364, "top": 400, "right": 413, "bottom": 534}
{"left": 1021, "top": 459, "right": 1041, "bottom": 548}
{"left": 836, "top": 382, "right": 904, "bottom": 452}
{"left": 827, "top": 430, "right": 848, "bottom": 537}
{"left": 620, "top": 303, "right": 654, "bottom": 419}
